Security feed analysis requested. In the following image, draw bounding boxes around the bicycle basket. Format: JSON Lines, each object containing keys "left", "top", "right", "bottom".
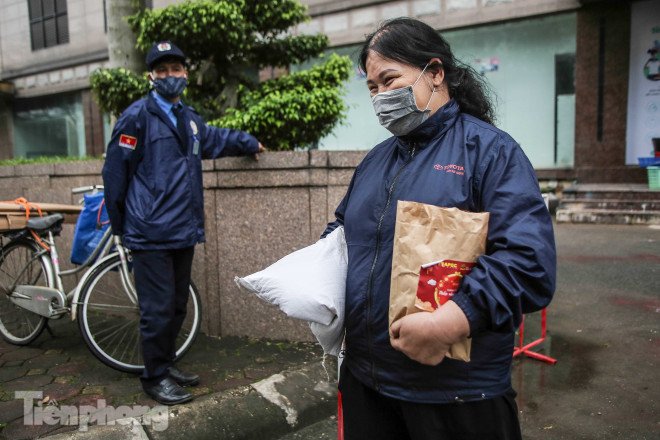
{"left": 70, "top": 191, "right": 110, "bottom": 265}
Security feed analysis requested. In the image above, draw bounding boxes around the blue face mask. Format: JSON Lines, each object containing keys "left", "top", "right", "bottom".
{"left": 151, "top": 76, "right": 187, "bottom": 100}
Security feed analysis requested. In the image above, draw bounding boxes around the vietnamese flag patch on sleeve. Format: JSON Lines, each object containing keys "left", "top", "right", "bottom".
{"left": 118, "top": 134, "right": 137, "bottom": 150}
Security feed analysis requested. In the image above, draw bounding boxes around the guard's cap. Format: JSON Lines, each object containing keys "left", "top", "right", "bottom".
{"left": 145, "top": 41, "right": 186, "bottom": 70}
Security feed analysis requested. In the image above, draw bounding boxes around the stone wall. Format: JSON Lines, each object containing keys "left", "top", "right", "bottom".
{"left": 0, "top": 152, "right": 365, "bottom": 343}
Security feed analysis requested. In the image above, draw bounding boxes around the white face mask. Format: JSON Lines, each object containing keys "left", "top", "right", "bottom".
{"left": 371, "top": 63, "right": 436, "bottom": 136}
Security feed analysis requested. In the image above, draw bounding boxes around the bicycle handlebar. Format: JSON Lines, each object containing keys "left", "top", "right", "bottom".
{"left": 71, "top": 185, "right": 104, "bottom": 195}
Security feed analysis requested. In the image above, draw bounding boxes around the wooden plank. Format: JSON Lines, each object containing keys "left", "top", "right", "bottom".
{"left": 0, "top": 213, "right": 28, "bottom": 232}
{"left": 0, "top": 209, "right": 80, "bottom": 232}
{"left": 0, "top": 202, "right": 82, "bottom": 214}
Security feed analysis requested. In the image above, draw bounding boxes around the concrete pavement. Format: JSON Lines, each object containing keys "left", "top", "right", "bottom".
{"left": 1, "top": 222, "right": 658, "bottom": 439}
{"left": 0, "top": 320, "right": 335, "bottom": 439}
{"left": 515, "top": 223, "right": 659, "bottom": 439}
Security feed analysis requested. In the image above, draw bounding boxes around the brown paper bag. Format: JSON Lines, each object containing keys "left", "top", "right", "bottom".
{"left": 389, "top": 201, "right": 489, "bottom": 362}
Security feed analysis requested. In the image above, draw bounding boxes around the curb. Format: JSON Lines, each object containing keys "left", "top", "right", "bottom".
{"left": 41, "top": 361, "right": 338, "bottom": 440}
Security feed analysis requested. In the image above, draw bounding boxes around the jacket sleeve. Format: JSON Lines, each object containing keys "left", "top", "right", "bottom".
{"left": 451, "top": 137, "right": 557, "bottom": 335}
{"left": 200, "top": 123, "right": 259, "bottom": 159}
{"left": 101, "top": 113, "right": 140, "bottom": 236}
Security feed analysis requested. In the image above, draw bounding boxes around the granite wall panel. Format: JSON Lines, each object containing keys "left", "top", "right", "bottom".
{"left": 215, "top": 187, "right": 314, "bottom": 341}
{"left": 0, "top": 152, "right": 382, "bottom": 342}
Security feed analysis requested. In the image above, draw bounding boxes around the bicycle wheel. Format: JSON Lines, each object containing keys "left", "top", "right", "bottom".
{"left": 0, "top": 239, "right": 52, "bottom": 344}
{"left": 76, "top": 253, "right": 202, "bottom": 373}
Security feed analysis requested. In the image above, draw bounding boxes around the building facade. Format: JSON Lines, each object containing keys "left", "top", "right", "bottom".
{"left": 0, "top": 0, "right": 656, "bottom": 183}
{"left": 0, "top": 0, "right": 109, "bottom": 159}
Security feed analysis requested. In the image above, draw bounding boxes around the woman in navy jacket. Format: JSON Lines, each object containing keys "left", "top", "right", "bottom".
{"left": 324, "top": 18, "right": 556, "bottom": 440}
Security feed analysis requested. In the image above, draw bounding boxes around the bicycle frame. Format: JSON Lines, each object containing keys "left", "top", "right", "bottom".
{"left": 14, "top": 215, "right": 140, "bottom": 321}
{"left": 25, "top": 184, "right": 139, "bottom": 320}
{"left": 67, "top": 234, "right": 139, "bottom": 320}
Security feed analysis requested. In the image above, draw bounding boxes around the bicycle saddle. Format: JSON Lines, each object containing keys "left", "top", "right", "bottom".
{"left": 27, "top": 214, "right": 64, "bottom": 231}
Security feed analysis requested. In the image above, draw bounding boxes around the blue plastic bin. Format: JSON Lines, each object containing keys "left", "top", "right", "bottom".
{"left": 638, "top": 157, "right": 660, "bottom": 168}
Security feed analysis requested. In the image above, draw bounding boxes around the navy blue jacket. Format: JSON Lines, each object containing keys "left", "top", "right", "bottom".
{"left": 324, "top": 100, "right": 556, "bottom": 404}
{"left": 102, "top": 94, "right": 259, "bottom": 250}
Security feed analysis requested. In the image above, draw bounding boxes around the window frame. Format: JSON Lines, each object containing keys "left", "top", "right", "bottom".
{"left": 28, "top": 0, "right": 69, "bottom": 51}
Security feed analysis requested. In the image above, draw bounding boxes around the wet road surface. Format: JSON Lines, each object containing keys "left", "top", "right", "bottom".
{"left": 280, "top": 223, "right": 660, "bottom": 440}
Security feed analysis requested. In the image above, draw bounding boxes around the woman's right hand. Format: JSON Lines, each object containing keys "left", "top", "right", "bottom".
{"left": 389, "top": 300, "right": 470, "bottom": 366}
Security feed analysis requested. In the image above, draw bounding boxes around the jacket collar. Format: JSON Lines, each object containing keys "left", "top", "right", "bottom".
{"left": 152, "top": 90, "right": 177, "bottom": 116}
{"left": 396, "top": 99, "right": 460, "bottom": 152}
{"left": 146, "top": 93, "right": 179, "bottom": 135}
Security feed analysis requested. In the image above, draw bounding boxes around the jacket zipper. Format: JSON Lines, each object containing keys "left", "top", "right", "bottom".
{"left": 365, "top": 143, "right": 417, "bottom": 391}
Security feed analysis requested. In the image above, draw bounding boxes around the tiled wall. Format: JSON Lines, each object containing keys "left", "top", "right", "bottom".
{"left": 574, "top": 2, "right": 645, "bottom": 183}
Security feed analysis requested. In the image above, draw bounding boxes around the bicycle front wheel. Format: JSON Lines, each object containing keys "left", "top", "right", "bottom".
{"left": 0, "top": 239, "right": 52, "bottom": 345}
{"left": 76, "top": 253, "right": 202, "bottom": 373}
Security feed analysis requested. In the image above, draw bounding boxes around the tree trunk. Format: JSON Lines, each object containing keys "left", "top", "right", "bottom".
{"left": 105, "top": 0, "right": 147, "bottom": 72}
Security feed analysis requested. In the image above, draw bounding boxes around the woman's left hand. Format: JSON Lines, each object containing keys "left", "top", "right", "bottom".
{"left": 390, "top": 301, "right": 470, "bottom": 366}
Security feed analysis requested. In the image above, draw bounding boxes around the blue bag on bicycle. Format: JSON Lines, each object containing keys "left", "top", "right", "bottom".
{"left": 70, "top": 192, "right": 110, "bottom": 265}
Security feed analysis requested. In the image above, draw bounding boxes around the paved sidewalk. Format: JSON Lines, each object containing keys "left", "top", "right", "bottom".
{"left": 1, "top": 223, "right": 658, "bottom": 440}
{"left": 0, "top": 317, "right": 334, "bottom": 440}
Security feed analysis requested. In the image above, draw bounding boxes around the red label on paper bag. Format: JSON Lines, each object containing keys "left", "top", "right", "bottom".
{"left": 415, "top": 259, "right": 476, "bottom": 312}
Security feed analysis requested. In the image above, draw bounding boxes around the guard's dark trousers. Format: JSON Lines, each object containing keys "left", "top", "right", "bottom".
{"left": 339, "top": 364, "right": 522, "bottom": 440}
{"left": 132, "top": 247, "right": 195, "bottom": 385}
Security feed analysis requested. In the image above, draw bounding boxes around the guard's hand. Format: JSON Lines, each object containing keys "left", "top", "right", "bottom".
{"left": 253, "top": 142, "right": 266, "bottom": 161}
{"left": 390, "top": 301, "right": 470, "bottom": 366}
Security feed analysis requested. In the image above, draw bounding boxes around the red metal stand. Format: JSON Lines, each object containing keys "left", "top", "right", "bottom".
{"left": 513, "top": 308, "right": 557, "bottom": 364}
{"left": 337, "top": 390, "right": 344, "bottom": 440}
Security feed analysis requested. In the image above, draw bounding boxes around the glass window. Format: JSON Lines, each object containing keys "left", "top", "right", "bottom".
{"left": 28, "top": 0, "right": 69, "bottom": 51}
{"left": 444, "top": 13, "right": 577, "bottom": 168}
{"left": 30, "top": 22, "right": 44, "bottom": 51}
{"left": 42, "top": 0, "right": 55, "bottom": 16}
{"left": 28, "top": 0, "right": 42, "bottom": 17}
{"left": 44, "top": 17, "right": 57, "bottom": 46}
{"left": 13, "top": 92, "right": 85, "bottom": 158}
{"left": 56, "top": 14, "right": 69, "bottom": 42}
{"left": 298, "top": 13, "right": 577, "bottom": 168}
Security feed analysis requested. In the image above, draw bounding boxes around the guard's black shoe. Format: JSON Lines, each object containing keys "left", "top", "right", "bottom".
{"left": 143, "top": 377, "right": 193, "bottom": 405}
{"left": 168, "top": 366, "right": 200, "bottom": 387}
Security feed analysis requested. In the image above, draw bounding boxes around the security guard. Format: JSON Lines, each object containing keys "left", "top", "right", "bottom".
{"left": 102, "top": 41, "right": 265, "bottom": 405}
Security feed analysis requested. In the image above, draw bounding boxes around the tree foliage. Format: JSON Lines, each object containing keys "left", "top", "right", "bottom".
{"left": 90, "top": 68, "right": 150, "bottom": 117}
{"left": 90, "top": 0, "right": 351, "bottom": 150}
{"left": 215, "top": 54, "right": 351, "bottom": 150}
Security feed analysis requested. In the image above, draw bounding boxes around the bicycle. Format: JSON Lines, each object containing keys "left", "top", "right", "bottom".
{"left": 0, "top": 185, "right": 202, "bottom": 373}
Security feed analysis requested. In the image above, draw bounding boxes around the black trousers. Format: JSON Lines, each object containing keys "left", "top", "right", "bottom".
{"left": 339, "top": 364, "right": 522, "bottom": 440}
{"left": 132, "top": 247, "right": 194, "bottom": 385}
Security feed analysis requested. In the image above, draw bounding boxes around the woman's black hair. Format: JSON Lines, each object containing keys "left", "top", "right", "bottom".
{"left": 359, "top": 17, "right": 495, "bottom": 125}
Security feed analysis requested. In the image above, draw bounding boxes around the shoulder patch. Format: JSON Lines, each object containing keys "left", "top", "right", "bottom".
{"left": 119, "top": 134, "right": 138, "bottom": 150}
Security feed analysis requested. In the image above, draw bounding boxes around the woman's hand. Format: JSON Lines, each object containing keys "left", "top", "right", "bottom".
{"left": 389, "top": 300, "right": 470, "bottom": 366}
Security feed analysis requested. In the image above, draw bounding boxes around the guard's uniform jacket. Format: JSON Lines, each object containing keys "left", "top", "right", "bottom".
{"left": 103, "top": 93, "right": 258, "bottom": 250}
{"left": 324, "top": 99, "right": 556, "bottom": 404}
